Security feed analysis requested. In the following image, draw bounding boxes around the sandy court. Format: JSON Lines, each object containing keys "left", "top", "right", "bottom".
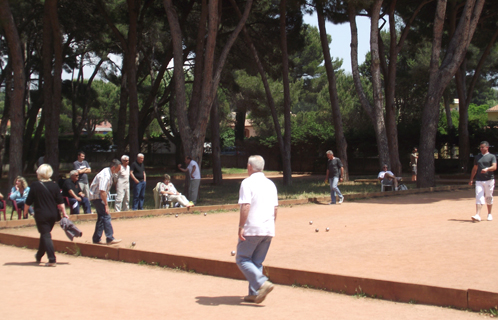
{"left": 3, "top": 189, "right": 495, "bottom": 295}
{"left": 0, "top": 244, "right": 484, "bottom": 320}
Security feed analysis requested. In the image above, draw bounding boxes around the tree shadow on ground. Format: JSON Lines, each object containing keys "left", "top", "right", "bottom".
{"left": 195, "top": 296, "right": 263, "bottom": 307}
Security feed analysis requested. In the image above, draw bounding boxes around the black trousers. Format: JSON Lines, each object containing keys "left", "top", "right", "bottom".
{"left": 35, "top": 218, "right": 56, "bottom": 263}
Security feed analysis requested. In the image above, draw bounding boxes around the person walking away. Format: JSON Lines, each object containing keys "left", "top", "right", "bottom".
{"left": 469, "top": 141, "right": 496, "bottom": 222}
{"left": 236, "top": 155, "right": 278, "bottom": 304}
{"left": 24, "top": 164, "right": 68, "bottom": 266}
{"left": 324, "top": 150, "right": 344, "bottom": 204}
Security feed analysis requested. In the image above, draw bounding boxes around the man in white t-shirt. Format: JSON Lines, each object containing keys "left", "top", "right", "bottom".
{"left": 378, "top": 164, "right": 400, "bottom": 190}
{"left": 178, "top": 156, "right": 201, "bottom": 204}
{"left": 236, "top": 155, "right": 278, "bottom": 304}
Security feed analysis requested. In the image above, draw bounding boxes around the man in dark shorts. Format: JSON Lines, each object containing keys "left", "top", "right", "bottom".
{"left": 469, "top": 141, "right": 497, "bottom": 222}
{"left": 324, "top": 150, "right": 344, "bottom": 204}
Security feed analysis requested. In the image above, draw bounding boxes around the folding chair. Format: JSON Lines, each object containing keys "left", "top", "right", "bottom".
{"left": 107, "top": 193, "right": 117, "bottom": 209}
{"left": 380, "top": 180, "right": 394, "bottom": 192}
{"left": 10, "top": 198, "right": 23, "bottom": 220}
{"left": 0, "top": 200, "right": 6, "bottom": 221}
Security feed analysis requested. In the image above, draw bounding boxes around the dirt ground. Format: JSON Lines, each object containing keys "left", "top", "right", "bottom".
{"left": 0, "top": 244, "right": 484, "bottom": 320}
{"left": 1, "top": 189, "right": 495, "bottom": 319}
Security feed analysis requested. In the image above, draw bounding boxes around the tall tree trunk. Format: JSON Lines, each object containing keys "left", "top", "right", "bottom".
{"left": 0, "top": 65, "right": 12, "bottom": 178}
{"left": 457, "top": 27, "right": 498, "bottom": 172}
{"left": 348, "top": 1, "right": 390, "bottom": 169}
{"left": 42, "top": 0, "right": 63, "bottom": 179}
{"left": 126, "top": 0, "right": 140, "bottom": 158}
{"left": 116, "top": 64, "right": 129, "bottom": 156}
{"left": 279, "top": 0, "right": 292, "bottom": 185}
{"left": 229, "top": 0, "right": 287, "bottom": 178}
{"left": 316, "top": 3, "right": 348, "bottom": 180}
{"left": 442, "top": 89, "right": 453, "bottom": 130}
{"left": 381, "top": 0, "right": 432, "bottom": 177}
{"left": 418, "top": 0, "right": 485, "bottom": 188}
{"left": 164, "top": 0, "right": 253, "bottom": 167}
{"left": 210, "top": 97, "right": 222, "bottom": 185}
{"left": 455, "top": 62, "right": 470, "bottom": 172}
{"left": 0, "top": 0, "right": 25, "bottom": 185}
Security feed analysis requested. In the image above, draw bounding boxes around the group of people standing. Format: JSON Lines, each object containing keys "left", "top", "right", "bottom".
{"left": 65, "top": 152, "right": 201, "bottom": 215}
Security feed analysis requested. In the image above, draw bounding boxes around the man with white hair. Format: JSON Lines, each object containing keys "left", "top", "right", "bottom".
{"left": 236, "top": 155, "right": 278, "bottom": 304}
{"left": 115, "top": 155, "right": 130, "bottom": 212}
{"left": 89, "top": 159, "right": 122, "bottom": 245}
{"left": 130, "top": 153, "right": 146, "bottom": 210}
{"left": 62, "top": 170, "right": 92, "bottom": 215}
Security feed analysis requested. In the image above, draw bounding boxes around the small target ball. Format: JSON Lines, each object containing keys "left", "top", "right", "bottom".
{"left": 315, "top": 228, "right": 319, "bottom": 232}
{"left": 132, "top": 242, "right": 136, "bottom": 246}
{"left": 326, "top": 228, "right": 330, "bottom": 232}
{"left": 231, "top": 251, "right": 236, "bottom": 256}
{"left": 309, "top": 221, "right": 313, "bottom": 225}
{"left": 204, "top": 212, "right": 207, "bottom": 216}
{"left": 175, "top": 214, "right": 178, "bottom": 218}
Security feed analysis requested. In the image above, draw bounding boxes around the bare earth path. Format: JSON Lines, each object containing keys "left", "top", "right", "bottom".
{"left": 1, "top": 189, "right": 494, "bottom": 319}
{"left": 1, "top": 244, "right": 483, "bottom": 320}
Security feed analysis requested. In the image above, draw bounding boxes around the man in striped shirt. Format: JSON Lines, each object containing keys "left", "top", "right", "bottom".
{"left": 89, "top": 159, "right": 122, "bottom": 245}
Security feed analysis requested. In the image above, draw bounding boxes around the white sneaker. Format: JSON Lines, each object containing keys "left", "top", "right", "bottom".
{"left": 338, "top": 197, "right": 344, "bottom": 204}
{"left": 488, "top": 214, "right": 493, "bottom": 221}
{"left": 471, "top": 214, "right": 481, "bottom": 222}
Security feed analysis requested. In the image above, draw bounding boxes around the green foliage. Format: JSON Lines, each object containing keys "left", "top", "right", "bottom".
{"left": 220, "top": 127, "right": 235, "bottom": 148}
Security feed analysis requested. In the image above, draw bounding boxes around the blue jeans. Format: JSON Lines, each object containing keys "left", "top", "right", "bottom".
{"left": 329, "top": 177, "right": 343, "bottom": 203}
{"left": 132, "top": 181, "right": 146, "bottom": 210}
{"left": 68, "top": 197, "right": 91, "bottom": 215}
{"left": 236, "top": 236, "right": 272, "bottom": 296}
{"left": 91, "top": 199, "right": 114, "bottom": 243}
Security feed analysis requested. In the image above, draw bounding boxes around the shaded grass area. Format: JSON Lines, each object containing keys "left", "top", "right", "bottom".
{"left": 193, "top": 176, "right": 382, "bottom": 207}
{"left": 1, "top": 172, "right": 384, "bottom": 220}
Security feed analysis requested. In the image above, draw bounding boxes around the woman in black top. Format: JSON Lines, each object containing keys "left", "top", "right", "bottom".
{"left": 24, "top": 164, "right": 68, "bottom": 267}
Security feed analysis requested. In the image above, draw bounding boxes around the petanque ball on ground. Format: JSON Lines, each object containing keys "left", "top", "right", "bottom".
{"left": 309, "top": 221, "right": 313, "bottom": 225}
{"left": 326, "top": 228, "right": 330, "bottom": 232}
{"left": 132, "top": 242, "right": 136, "bottom": 246}
{"left": 315, "top": 228, "right": 319, "bottom": 232}
{"left": 175, "top": 214, "right": 178, "bottom": 218}
{"left": 204, "top": 212, "right": 207, "bottom": 216}
{"left": 231, "top": 251, "right": 236, "bottom": 256}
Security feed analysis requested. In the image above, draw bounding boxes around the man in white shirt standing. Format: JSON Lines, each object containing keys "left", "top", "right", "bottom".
{"left": 178, "top": 156, "right": 201, "bottom": 204}
{"left": 115, "top": 155, "right": 131, "bottom": 212}
{"left": 89, "top": 159, "right": 122, "bottom": 245}
{"left": 236, "top": 155, "right": 278, "bottom": 304}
